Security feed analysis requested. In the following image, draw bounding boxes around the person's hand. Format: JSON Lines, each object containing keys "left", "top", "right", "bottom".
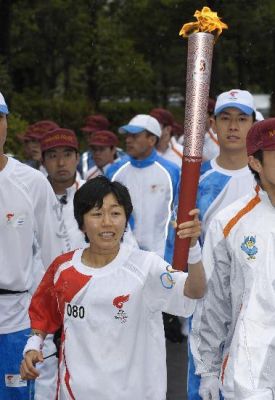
{"left": 20, "top": 350, "right": 43, "bottom": 380}
{"left": 176, "top": 208, "right": 201, "bottom": 248}
{"left": 199, "top": 375, "right": 220, "bottom": 400}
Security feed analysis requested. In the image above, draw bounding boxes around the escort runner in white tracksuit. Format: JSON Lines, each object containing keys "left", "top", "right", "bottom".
{"left": 191, "top": 186, "right": 275, "bottom": 399}
{"left": 0, "top": 157, "right": 63, "bottom": 400}
{"left": 187, "top": 157, "right": 255, "bottom": 399}
{"left": 106, "top": 149, "right": 180, "bottom": 259}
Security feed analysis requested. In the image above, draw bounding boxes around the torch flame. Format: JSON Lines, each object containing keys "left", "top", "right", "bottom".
{"left": 179, "top": 7, "right": 228, "bottom": 41}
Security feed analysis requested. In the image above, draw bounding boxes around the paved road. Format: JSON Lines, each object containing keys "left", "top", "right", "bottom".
{"left": 166, "top": 337, "right": 188, "bottom": 400}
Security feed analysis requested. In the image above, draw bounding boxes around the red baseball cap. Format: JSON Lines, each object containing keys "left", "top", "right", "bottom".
{"left": 22, "top": 120, "right": 59, "bottom": 142}
{"left": 247, "top": 118, "right": 275, "bottom": 156}
{"left": 88, "top": 130, "right": 119, "bottom": 147}
{"left": 40, "top": 128, "right": 78, "bottom": 152}
{"left": 150, "top": 108, "right": 174, "bottom": 127}
{"left": 81, "top": 115, "right": 110, "bottom": 133}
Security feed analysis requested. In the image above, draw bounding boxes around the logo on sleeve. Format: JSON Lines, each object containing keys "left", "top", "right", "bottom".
{"left": 241, "top": 235, "right": 258, "bottom": 260}
{"left": 160, "top": 272, "right": 175, "bottom": 289}
{"left": 113, "top": 294, "right": 130, "bottom": 324}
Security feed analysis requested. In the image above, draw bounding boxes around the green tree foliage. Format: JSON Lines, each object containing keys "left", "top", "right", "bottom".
{"left": 0, "top": 0, "right": 274, "bottom": 154}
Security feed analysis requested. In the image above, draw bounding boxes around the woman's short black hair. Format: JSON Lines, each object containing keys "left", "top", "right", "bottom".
{"left": 74, "top": 176, "right": 133, "bottom": 242}
{"left": 248, "top": 149, "right": 263, "bottom": 184}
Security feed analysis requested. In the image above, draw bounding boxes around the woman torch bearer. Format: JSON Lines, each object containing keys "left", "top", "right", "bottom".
{"left": 173, "top": 7, "right": 227, "bottom": 271}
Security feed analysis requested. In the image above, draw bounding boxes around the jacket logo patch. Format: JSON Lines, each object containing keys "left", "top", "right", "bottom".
{"left": 6, "top": 213, "right": 25, "bottom": 227}
{"left": 160, "top": 272, "right": 175, "bottom": 289}
{"left": 113, "top": 294, "right": 129, "bottom": 324}
{"left": 241, "top": 235, "right": 258, "bottom": 260}
{"left": 150, "top": 184, "right": 165, "bottom": 193}
{"left": 6, "top": 213, "right": 14, "bottom": 223}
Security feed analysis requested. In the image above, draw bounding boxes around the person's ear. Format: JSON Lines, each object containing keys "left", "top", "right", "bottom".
{"left": 248, "top": 155, "right": 262, "bottom": 174}
{"left": 149, "top": 135, "right": 158, "bottom": 147}
{"left": 210, "top": 116, "right": 216, "bottom": 131}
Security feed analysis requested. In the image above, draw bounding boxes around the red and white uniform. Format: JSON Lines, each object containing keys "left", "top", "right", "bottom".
{"left": 30, "top": 243, "right": 196, "bottom": 400}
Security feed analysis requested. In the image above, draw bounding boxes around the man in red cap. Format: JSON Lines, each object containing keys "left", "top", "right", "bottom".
{"left": 79, "top": 115, "right": 125, "bottom": 179}
{"left": 190, "top": 118, "right": 275, "bottom": 400}
{"left": 41, "top": 128, "right": 86, "bottom": 252}
{"left": 20, "top": 120, "right": 59, "bottom": 173}
{"left": 79, "top": 114, "right": 109, "bottom": 178}
{"left": 150, "top": 107, "right": 183, "bottom": 167}
{"left": 85, "top": 130, "right": 119, "bottom": 180}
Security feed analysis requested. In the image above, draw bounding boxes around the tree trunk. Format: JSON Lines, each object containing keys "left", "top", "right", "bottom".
{"left": 0, "top": 0, "right": 12, "bottom": 61}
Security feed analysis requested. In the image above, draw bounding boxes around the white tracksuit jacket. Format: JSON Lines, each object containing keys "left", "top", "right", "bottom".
{"left": 0, "top": 157, "right": 63, "bottom": 333}
{"left": 106, "top": 150, "right": 180, "bottom": 259}
{"left": 191, "top": 186, "right": 275, "bottom": 400}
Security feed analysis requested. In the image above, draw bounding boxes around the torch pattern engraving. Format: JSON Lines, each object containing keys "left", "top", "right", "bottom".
{"left": 184, "top": 32, "right": 214, "bottom": 160}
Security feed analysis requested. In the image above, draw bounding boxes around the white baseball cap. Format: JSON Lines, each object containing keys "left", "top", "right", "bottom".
{"left": 255, "top": 110, "right": 264, "bottom": 121}
{"left": 0, "top": 92, "right": 9, "bottom": 114}
{"left": 119, "top": 114, "right": 161, "bottom": 138}
{"left": 214, "top": 89, "right": 256, "bottom": 116}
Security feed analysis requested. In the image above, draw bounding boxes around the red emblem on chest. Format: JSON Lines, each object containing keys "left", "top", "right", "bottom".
{"left": 113, "top": 294, "right": 130, "bottom": 309}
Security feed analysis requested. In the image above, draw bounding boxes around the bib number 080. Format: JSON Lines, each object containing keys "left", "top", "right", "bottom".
{"left": 66, "top": 303, "right": 85, "bottom": 319}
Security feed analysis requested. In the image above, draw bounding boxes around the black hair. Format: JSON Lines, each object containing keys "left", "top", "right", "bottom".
{"left": 74, "top": 175, "right": 133, "bottom": 242}
{"left": 42, "top": 147, "right": 78, "bottom": 160}
{"left": 248, "top": 149, "right": 263, "bottom": 184}
{"left": 214, "top": 111, "right": 256, "bottom": 122}
{"left": 145, "top": 131, "right": 159, "bottom": 146}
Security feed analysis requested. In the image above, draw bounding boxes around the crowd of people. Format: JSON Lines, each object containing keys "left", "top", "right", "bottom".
{"left": 0, "top": 87, "right": 275, "bottom": 400}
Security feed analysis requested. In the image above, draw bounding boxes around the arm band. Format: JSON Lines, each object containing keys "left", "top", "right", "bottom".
{"left": 23, "top": 334, "right": 44, "bottom": 357}
{"left": 187, "top": 241, "right": 202, "bottom": 265}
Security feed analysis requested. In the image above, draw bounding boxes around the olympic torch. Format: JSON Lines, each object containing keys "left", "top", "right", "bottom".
{"left": 173, "top": 7, "right": 227, "bottom": 271}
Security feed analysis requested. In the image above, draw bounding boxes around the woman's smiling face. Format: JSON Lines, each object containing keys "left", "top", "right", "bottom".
{"left": 82, "top": 192, "right": 127, "bottom": 254}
